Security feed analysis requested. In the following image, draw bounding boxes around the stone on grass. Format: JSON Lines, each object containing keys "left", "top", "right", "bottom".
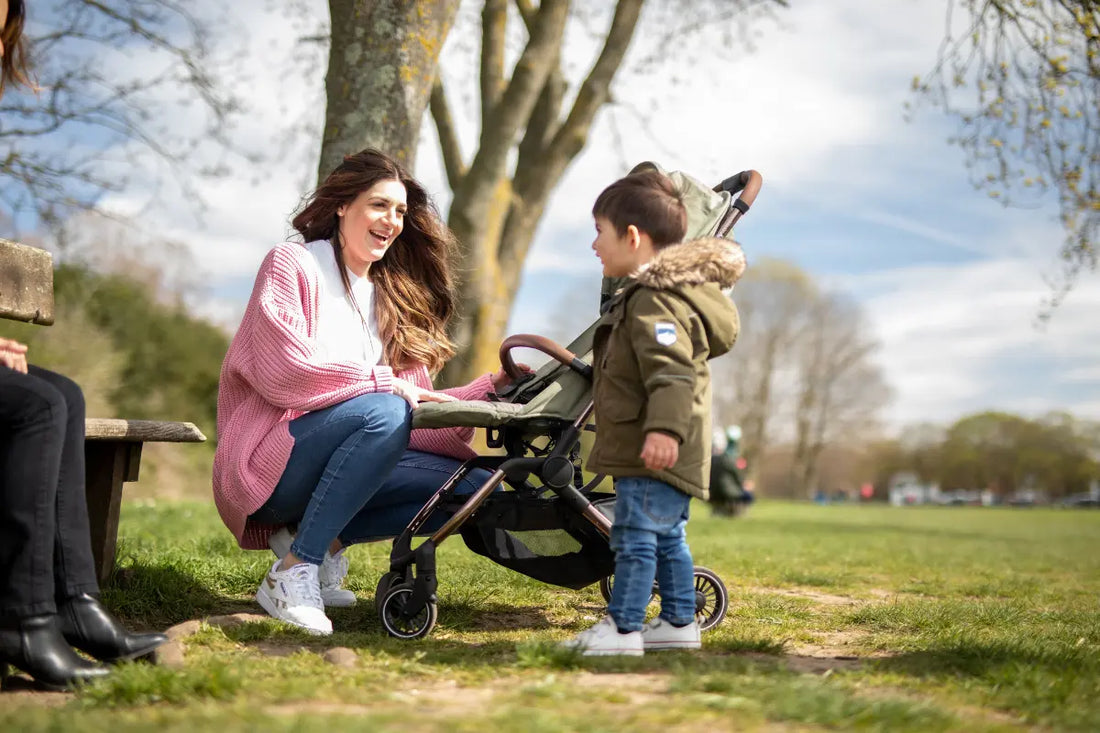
{"left": 154, "top": 640, "right": 186, "bottom": 669}
{"left": 164, "top": 620, "right": 202, "bottom": 641}
{"left": 323, "top": 647, "right": 358, "bottom": 668}
{"left": 206, "top": 613, "right": 269, "bottom": 630}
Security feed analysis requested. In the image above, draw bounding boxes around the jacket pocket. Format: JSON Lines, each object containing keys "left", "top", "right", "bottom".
{"left": 597, "top": 376, "right": 644, "bottom": 423}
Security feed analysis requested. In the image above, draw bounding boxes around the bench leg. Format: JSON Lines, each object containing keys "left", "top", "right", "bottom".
{"left": 84, "top": 442, "right": 142, "bottom": 584}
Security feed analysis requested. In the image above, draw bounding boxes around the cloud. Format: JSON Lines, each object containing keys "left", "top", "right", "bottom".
{"left": 835, "top": 257, "right": 1100, "bottom": 426}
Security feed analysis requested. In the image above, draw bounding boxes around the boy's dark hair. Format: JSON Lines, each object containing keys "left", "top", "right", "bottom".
{"left": 592, "top": 170, "right": 687, "bottom": 248}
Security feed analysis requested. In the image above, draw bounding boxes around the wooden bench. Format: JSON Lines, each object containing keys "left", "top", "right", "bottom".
{"left": 1, "top": 238, "right": 206, "bottom": 582}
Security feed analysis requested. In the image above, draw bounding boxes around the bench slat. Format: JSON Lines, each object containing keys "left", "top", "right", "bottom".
{"left": 85, "top": 418, "right": 206, "bottom": 443}
{"left": 0, "top": 239, "right": 55, "bottom": 325}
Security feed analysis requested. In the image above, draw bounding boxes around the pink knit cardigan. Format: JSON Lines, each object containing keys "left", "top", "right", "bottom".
{"left": 212, "top": 243, "right": 494, "bottom": 550}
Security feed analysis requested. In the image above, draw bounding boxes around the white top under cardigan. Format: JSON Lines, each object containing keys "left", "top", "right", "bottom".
{"left": 304, "top": 240, "right": 384, "bottom": 367}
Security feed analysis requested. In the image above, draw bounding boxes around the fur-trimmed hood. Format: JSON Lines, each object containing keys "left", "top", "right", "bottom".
{"left": 634, "top": 236, "right": 746, "bottom": 291}
{"left": 628, "top": 236, "right": 743, "bottom": 360}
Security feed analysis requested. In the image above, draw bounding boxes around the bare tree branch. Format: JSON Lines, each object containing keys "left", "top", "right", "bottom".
{"left": 498, "top": 0, "right": 646, "bottom": 275}
{"left": 542, "top": 0, "right": 644, "bottom": 167}
{"left": 430, "top": 76, "right": 467, "bottom": 189}
{"left": 513, "top": 0, "right": 537, "bottom": 30}
{"left": 467, "top": 0, "right": 569, "bottom": 185}
{"left": 0, "top": 0, "right": 245, "bottom": 230}
{"left": 480, "top": 0, "right": 508, "bottom": 123}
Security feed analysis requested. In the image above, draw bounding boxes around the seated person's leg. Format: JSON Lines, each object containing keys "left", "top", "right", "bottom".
{"left": 0, "top": 367, "right": 69, "bottom": 621}
{"left": 338, "top": 450, "right": 495, "bottom": 544}
{"left": 27, "top": 367, "right": 100, "bottom": 604}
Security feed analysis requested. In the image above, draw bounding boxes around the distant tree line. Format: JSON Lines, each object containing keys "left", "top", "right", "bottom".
{"left": 866, "top": 411, "right": 1100, "bottom": 499}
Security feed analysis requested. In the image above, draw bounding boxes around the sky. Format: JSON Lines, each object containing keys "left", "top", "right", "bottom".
{"left": 15, "top": 0, "right": 1100, "bottom": 431}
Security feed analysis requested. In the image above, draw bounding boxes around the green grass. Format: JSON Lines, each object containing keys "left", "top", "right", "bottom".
{"left": 3, "top": 500, "right": 1098, "bottom": 731}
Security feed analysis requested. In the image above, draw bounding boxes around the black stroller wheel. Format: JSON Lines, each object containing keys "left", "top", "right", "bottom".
{"left": 378, "top": 584, "right": 437, "bottom": 640}
{"left": 598, "top": 575, "right": 657, "bottom": 605}
{"left": 598, "top": 576, "right": 612, "bottom": 604}
{"left": 692, "top": 566, "right": 729, "bottom": 631}
{"left": 374, "top": 571, "right": 402, "bottom": 615}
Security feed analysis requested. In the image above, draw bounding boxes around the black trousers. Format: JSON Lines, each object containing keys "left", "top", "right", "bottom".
{"left": 0, "top": 365, "right": 99, "bottom": 620}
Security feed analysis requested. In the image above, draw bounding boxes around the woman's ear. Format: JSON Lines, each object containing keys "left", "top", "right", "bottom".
{"left": 626, "top": 224, "right": 642, "bottom": 251}
{"left": 337, "top": 205, "right": 346, "bottom": 217}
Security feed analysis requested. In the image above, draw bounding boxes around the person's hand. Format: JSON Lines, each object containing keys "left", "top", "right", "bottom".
{"left": 491, "top": 363, "right": 533, "bottom": 392}
{"left": 391, "top": 377, "right": 458, "bottom": 410}
{"left": 0, "top": 338, "right": 29, "bottom": 374}
{"left": 641, "top": 431, "right": 679, "bottom": 471}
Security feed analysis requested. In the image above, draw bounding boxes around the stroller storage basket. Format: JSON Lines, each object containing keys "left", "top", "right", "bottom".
{"left": 455, "top": 492, "right": 616, "bottom": 590}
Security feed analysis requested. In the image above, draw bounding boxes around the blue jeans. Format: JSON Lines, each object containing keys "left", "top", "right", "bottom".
{"left": 248, "top": 393, "right": 491, "bottom": 563}
{"left": 608, "top": 477, "right": 695, "bottom": 632}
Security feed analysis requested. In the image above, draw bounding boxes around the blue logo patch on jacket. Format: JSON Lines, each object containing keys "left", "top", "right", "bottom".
{"left": 655, "top": 322, "right": 677, "bottom": 346}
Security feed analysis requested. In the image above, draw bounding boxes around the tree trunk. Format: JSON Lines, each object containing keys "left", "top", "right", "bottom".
{"left": 318, "top": 0, "right": 459, "bottom": 181}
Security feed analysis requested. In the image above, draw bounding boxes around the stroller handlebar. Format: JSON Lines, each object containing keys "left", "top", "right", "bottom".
{"left": 500, "top": 334, "right": 593, "bottom": 382}
{"left": 713, "top": 170, "right": 763, "bottom": 238}
{"left": 714, "top": 170, "right": 762, "bottom": 206}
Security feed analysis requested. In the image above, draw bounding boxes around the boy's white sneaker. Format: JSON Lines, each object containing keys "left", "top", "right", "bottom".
{"left": 256, "top": 559, "right": 333, "bottom": 636}
{"left": 641, "top": 617, "right": 701, "bottom": 650}
{"left": 268, "top": 527, "right": 357, "bottom": 608}
{"left": 561, "top": 615, "right": 643, "bottom": 656}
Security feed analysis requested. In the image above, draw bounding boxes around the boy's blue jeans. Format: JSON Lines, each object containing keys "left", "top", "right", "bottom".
{"left": 608, "top": 476, "right": 696, "bottom": 632}
{"left": 249, "top": 393, "right": 491, "bottom": 564}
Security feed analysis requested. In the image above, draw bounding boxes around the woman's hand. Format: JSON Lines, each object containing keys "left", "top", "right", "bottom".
{"left": 0, "top": 338, "right": 29, "bottom": 374}
{"left": 491, "top": 363, "right": 534, "bottom": 392}
{"left": 391, "top": 377, "right": 457, "bottom": 410}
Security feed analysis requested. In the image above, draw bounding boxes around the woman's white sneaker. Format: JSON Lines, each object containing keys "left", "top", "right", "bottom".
{"left": 256, "top": 559, "right": 333, "bottom": 636}
{"left": 317, "top": 550, "right": 356, "bottom": 607}
{"left": 268, "top": 527, "right": 357, "bottom": 608}
{"left": 641, "top": 617, "right": 701, "bottom": 650}
{"left": 560, "top": 615, "right": 643, "bottom": 656}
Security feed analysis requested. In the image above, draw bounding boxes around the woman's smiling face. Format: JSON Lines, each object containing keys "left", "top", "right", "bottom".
{"left": 337, "top": 178, "right": 407, "bottom": 276}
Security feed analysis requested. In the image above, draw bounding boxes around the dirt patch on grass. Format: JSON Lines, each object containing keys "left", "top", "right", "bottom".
{"left": 467, "top": 607, "right": 554, "bottom": 631}
{"left": 270, "top": 680, "right": 500, "bottom": 717}
{"left": 753, "top": 587, "right": 860, "bottom": 606}
{"left": 783, "top": 628, "right": 896, "bottom": 674}
{"left": 254, "top": 641, "right": 312, "bottom": 657}
{"left": 572, "top": 671, "right": 669, "bottom": 704}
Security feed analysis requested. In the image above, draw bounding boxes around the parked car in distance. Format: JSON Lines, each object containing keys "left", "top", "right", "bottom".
{"left": 1058, "top": 492, "right": 1100, "bottom": 508}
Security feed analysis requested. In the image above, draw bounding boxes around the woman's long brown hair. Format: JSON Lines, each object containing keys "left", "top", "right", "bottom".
{"left": 291, "top": 149, "right": 457, "bottom": 373}
{"left": 1, "top": 0, "right": 32, "bottom": 99}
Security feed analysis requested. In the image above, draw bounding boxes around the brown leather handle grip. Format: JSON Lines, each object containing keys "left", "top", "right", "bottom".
{"left": 714, "top": 170, "right": 763, "bottom": 209}
{"left": 499, "top": 334, "right": 592, "bottom": 381}
{"left": 713, "top": 170, "right": 763, "bottom": 237}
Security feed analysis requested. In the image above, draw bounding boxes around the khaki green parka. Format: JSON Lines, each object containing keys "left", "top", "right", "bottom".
{"left": 587, "top": 237, "right": 745, "bottom": 500}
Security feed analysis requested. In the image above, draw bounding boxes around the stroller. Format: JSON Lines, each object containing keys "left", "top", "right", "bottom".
{"left": 374, "top": 163, "right": 763, "bottom": 639}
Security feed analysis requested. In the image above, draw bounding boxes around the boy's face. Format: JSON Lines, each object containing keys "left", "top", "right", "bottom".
{"left": 592, "top": 216, "right": 638, "bottom": 278}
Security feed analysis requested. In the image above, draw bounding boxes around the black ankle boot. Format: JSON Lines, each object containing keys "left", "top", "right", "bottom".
{"left": 58, "top": 594, "right": 167, "bottom": 663}
{"left": 0, "top": 614, "right": 110, "bottom": 691}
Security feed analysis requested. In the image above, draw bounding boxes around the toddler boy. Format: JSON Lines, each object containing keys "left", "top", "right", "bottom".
{"left": 564, "top": 170, "right": 745, "bottom": 655}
